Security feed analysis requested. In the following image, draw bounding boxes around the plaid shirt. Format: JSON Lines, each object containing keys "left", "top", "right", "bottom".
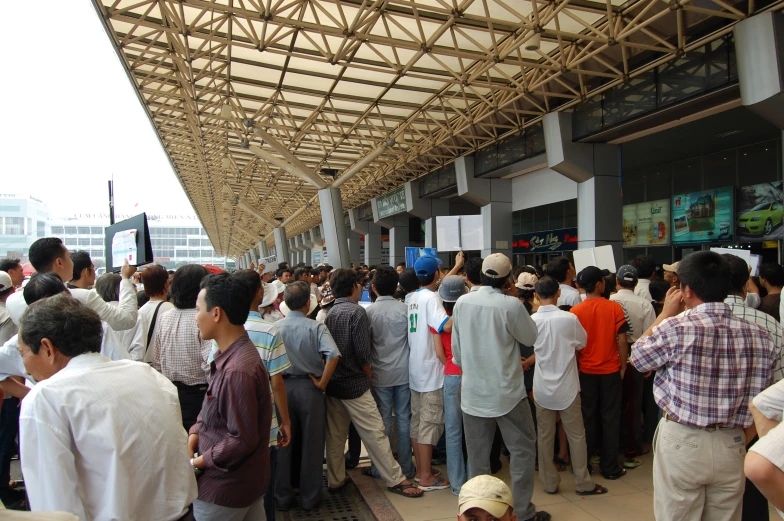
{"left": 632, "top": 302, "right": 777, "bottom": 429}
{"left": 150, "top": 308, "right": 211, "bottom": 386}
{"left": 725, "top": 295, "right": 784, "bottom": 382}
{"left": 324, "top": 297, "right": 372, "bottom": 399}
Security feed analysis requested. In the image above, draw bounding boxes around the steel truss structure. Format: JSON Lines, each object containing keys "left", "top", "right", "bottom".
{"left": 93, "top": 0, "right": 782, "bottom": 257}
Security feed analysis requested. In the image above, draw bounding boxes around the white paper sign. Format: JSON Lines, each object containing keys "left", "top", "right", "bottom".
{"left": 710, "top": 248, "right": 751, "bottom": 265}
{"left": 749, "top": 254, "right": 761, "bottom": 278}
{"left": 261, "top": 255, "right": 278, "bottom": 274}
{"left": 436, "top": 216, "right": 462, "bottom": 252}
{"left": 572, "top": 245, "right": 617, "bottom": 274}
{"left": 460, "top": 215, "right": 484, "bottom": 251}
{"left": 111, "top": 229, "right": 138, "bottom": 266}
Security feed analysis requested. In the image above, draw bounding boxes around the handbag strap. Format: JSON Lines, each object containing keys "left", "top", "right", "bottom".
{"left": 145, "top": 302, "right": 166, "bottom": 354}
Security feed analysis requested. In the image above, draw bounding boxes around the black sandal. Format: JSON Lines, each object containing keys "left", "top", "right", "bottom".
{"left": 576, "top": 484, "right": 608, "bottom": 496}
{"left": 387, "top": 482, "right": 424, "bottom": 498}
{"left": 524, "top": 511, "right": 552, "bottom": 521}
{"left": 603, "top": 469, "right": 627, "bottom": 480}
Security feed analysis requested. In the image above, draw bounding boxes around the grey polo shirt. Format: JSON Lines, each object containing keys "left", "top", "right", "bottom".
{"left": 366, "top": 296, "right": 410, "bottom": 388}
{"left": 452, "top": 285, "right": 538, "bottom": 418}
{"left": 275, "top": 310, "right": 340, "bottom": 377}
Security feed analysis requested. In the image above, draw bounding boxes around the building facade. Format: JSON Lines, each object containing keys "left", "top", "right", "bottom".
{"left": 0, "top": 195, "right": 50, "bottom": 258}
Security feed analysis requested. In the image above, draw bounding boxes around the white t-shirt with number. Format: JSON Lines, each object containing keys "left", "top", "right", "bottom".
{"left": 407, "top": 288, "right": 450, "bottom": 393}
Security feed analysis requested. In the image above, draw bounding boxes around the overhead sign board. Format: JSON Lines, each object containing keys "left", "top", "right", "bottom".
{"left": 513, "top": 227, "right": 578, "bottom": 254}
{"left": 376, "top": 186, "right": 407, "bottom": 219}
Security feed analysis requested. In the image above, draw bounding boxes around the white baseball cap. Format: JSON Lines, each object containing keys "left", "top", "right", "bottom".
{"left": 458, "top": 475, "right": 514, "bottom": 518}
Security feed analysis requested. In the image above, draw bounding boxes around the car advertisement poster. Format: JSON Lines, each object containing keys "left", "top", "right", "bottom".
{"left": 736, "top": 181, "right": 784, "bottom": 241}
{"left": 672, "top": 187, "right": 734, "bottom": 244}
{"left": 622, "top": 199, "right": 670, "bottom": 247}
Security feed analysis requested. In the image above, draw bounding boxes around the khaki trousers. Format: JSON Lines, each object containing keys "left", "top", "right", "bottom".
{"left": 535, "top": 394, "right": 594, "bottom": 493}
{"left": 653, "top": 418, "right": 746, "bottom": 521}
{"left": 326, "top": 391, "right": 405, "bottom": 488}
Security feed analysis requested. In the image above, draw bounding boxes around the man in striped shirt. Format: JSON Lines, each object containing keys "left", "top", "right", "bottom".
{"left": 631, "top": 251, "right": 777, "bottom": 521}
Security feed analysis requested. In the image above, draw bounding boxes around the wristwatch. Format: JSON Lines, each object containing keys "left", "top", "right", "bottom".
{"left": 190, "top": 454, "right": 203, "bottom": 476}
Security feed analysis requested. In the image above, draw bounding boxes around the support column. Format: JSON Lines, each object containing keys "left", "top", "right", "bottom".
{"left": 259, "top": 240, "right": 271, "bottom": 259}
{"left": 347, "top": 229, "right": 362, "bottom": 267}
{"left": 318, "top": 187, "right": 351, "bottom": 269}
{"left": 735, "top": 12, "right": 784, "bottom": 129}
{"left": 386, "top": 215, "right": 409, "bottom": 267}
{"left": 349, "top": 208, "right": 383, "bottom": 266}
{"left": 544, "top": 111, "right": 622, "bottom": 262}
{"left": 455, "top": 157, "right": 513, "bottom": 257}
{"left": 300, "top": 233, "right": 313, "bottom": 266}
{"left": 273, "top": 227, "right": 289, "bottom": 267}
{"left": 406, "top": 180, "right": 449, "bottom": 250}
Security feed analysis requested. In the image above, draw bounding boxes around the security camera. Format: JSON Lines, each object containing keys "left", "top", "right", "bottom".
{"left": 525, "top": 33, "right": 541, "bottom": 52}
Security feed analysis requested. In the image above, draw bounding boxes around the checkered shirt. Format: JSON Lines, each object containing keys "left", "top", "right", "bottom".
{"left": 150, "top": 308, "right": 211, "bottom": 386}
{"left": 632, "top": 302, "right": 777, "bottom": 429}
{"left": 324, "top": 297, "right": 372, "bottom": 399}
{"left": 725, "top": 295, "right": 784, "bottom": 382}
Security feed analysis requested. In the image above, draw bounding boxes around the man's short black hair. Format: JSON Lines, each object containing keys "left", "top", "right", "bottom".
{"left": 417, "top": 273, "right": 436, "bottom": 287}
{"left": 398, "top": 268, "right": 419, "bottom": 293}
{"left": 534, "top": 276, "right": 560, "bottom": 299}
{"left": 29, "top": 238, "right": 68, "bottom": 274}
{"left": 202, "top": 272, "right": 254, "bottom": 325}
{"left": 20, "top": 294, "right": 103, "bottom": 356}
{"left": 0, "top": 258, "right": 21, "bottom": 273}
{"left": 602, "top": 274, "right": 617, "bottom": 299}
{"left": 760, "top": 263, "right": 784, "bottom": 288}
{"left": 464, "top": 257, "right": 483, "bottom": 285}
{"left": 277, "top": 268, "right": 292, "bottom": 278}
{"left": 170, "top": 264, "right": 209, "bottom": 309}
{"left": 71, "top": 251, "right": 92, "bottom": 282}
{"left": 649, "top": 278, "right": 670, "bottom": 302}
{"left": 372, "top": 266, "right": 399, "bottom": 297}
{"left": 678, "top": 251, "right": 730, "bottom": 303}
{"left": 233, "top": 269, "right": 262, "bottom": 298}
{"left": 23, "top": 273, "right": 68, "bottom": 305}
{"left": 330, "top": 268, "right": 358, "bottom": 299}
{"left": 722, "top": 254, "right": 750, "bottom": 294}
{"left": 631, "top": 254, "right": 656, "bottom": 279}
{"left": 284, "top": 281, "right": 311, "bottom": 311}
{"left": 293, "top": 267, "right": 311, "bottom": 281}
{"left": 545, "top": 257, "right": 572, "bottom": 284}
{"left": 94, "top": 273, "right": 121, "bottom": 302}
{"left": 480, "top": 273, "right": 507, "bottom": 289}
{"left": 137, "top": 291, "right": 150, "bottom": 308}
{"left": 396, "top": 262, "right": 406, "bottom": 269}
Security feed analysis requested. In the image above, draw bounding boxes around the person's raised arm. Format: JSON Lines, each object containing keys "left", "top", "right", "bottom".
{"left": 446, "top": 251, "right": 465, "bottom": 277}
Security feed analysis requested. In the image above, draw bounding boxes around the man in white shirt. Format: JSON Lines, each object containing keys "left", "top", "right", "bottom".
{"left": 452, "top": 254, "right": 543, "bottom": 521}
{"left": 631, "top": 254, "right": 656, "bottom": 301}
{"left": 747, "top": 379, "right": 784, "bottom": 518}
{"left": 17, "top": 293, "right": 197, "bottom": 521}
{"left": 407, "top": 255, "right": 451, "bottom": 491}
{"left": 138, "top": 264, "right": 175, "bottom": 363}
{"left": 0, "top": 272, "right": 21, "bottom": 508}
{"left": 531, "top": 276, "right": 603, "bottom": 497}
{"left": 5, "top": 238, "right": 138, "bottom": 332}
{"left": 610, "top": 265, "right": 657, "bottom": 468}
{"left": 545, "top": 257, "right": 580, "bottom": 308}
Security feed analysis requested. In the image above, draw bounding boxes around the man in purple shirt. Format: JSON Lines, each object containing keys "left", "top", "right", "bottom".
{"left": 189, "top": 273, "right": 272, "bottom": 520}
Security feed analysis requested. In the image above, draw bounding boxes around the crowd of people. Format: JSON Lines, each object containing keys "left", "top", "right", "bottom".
{"left": 0, "top": 237, "right": 783, "bottom": 521}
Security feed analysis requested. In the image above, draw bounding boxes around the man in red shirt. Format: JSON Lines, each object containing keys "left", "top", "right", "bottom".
{"left": 570, "top": 266, "right": 630, "bottom": 480}
{"left": 189, "top": 273, "right": 273, "bottom": 520}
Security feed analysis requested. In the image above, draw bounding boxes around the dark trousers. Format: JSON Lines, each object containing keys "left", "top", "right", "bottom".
{"left": 345, "top": 422, "right": 362, "bottom": 467}
{"left": 277, "top": 379, "right": 326, "bottom": 511}
{"left": 742, "top": 436, "right": 769, "bottom": 521}
{"left": 265, "top": 447, "right": 277, "bottom": 519}
{"left": 0, "top": 397, "right": 20, "bottom": 503}
{"left": 579, "top": 371, "right": 622, "bottom": 476}
{"left": 174, "top": 382, "right": 208, "bottom": 432}
{"left": 620, "top": 366, "right": 644, "bottom": 457}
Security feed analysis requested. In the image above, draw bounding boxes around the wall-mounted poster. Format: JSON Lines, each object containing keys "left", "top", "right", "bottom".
{"left": 736, "top": 181, "right": 784, "bottom": 241}
{"left": 672, "top": 187, "right": 734, "bottom": 244}
{"left": 622, "top": 199, "right": 670, "bottom": 247}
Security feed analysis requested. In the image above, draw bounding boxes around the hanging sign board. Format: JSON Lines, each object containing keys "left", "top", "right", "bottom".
{"left": 376, "top": 186, "right": 407, "bottom": 219}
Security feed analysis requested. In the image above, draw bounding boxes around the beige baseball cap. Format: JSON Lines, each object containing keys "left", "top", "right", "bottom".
{"left": 458, "top": 475, "right": 514, "bottom": 518}
{"left": 663, "top": 261, "right": 680, "bottom": 273}
{"left": 482, "top": 253, "right": 512, "bottom": 279}
{"left": 515, "top": 272, "right": 538, "bottom": 290}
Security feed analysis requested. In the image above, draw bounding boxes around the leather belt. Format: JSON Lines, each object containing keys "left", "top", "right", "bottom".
{"left": 662, "top": 412, "right": 729, "bottom": 431}
{"left": 283, "top": 374, "right": 313, "bottom": 380}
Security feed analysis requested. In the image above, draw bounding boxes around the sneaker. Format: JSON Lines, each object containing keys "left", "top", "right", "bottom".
{"left": 589, "top": 455, "right": 600, "bottom": 466}
{"left": 624, "top": 457, "right": 643, "bottom": 469}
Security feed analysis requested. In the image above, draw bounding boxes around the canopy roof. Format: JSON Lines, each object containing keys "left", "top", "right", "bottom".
{"left": 93, "top": 0, "right": 772, "bottom": 257}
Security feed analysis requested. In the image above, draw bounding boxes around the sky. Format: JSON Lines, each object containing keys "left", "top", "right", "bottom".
{"left": 0, "top": 1, "right": 197, "bottom": 219}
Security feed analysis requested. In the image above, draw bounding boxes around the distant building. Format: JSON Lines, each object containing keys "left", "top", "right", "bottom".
{"left": 0, "top": 194, "right": 50, "bottom": 259}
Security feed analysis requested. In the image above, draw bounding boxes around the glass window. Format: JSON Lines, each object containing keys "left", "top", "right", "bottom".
{"left": 201, "top": 250, "right": 213, "bottom": 257}
{"left": 646, "top": 167, "right": 673, "bottom": 201}
{"left": 549, "top": 201, "right": 564, "bottom": 229}
{"left": 92, "top": 238, "right": 103, "bottom": 246}
{"left": 739, "top": 141, "right": 778, "bottom": 186}
{"left": 703, "top": 151, "right": 736, "bottom": 189}
{"left": 36, "top": 221, "right": 46, "bottom": 238}
{"left": 77, "top": 227, "right": 90, "bottom": 235}
{"left": 533, "top": 206, "right": 548, "bottom": 232}
{"left": 623, "top": 247, "right": 646, "bottom": 264}
{"left": 623, "top": 172, "right": 646, "bottom": 205}
{"left": 564, "top": 199, "right": 578, "bottom": 228}
{"left": 64, "top": 226, "right": 77, "bottom": 235}
{"left": 51, "top": 226, "right": 64, "bottom": 234}
{"left": 78, "top": 238, "right": 90, "bottom": 246}
{"left": 91, "top": 227, "right": 102, "bottom": 235}
{"left": 64, "top": 238, "right": 77, "bottom": 247}
{"left": 189, "top": 250, "right": 200, "bottom": 258}
{"left": 520, "top": 208, "right": 534, "bottom": 233}
{"left": 27, "top": 218, "right": 32, "bottom": 235}
{"left": 4, "top": 217, "right": 24, "bottom": 235}
{"left": 92, "top": 250, "right": 104, "bottom": 259}
{"left": 175, "top": 250, "right": 188, "bottom": 258}
{"left": 672, "top": 159, "right": 701, "bottom": 194}
{"left": 512, "top": 211, "right": 523, "bottom": 235}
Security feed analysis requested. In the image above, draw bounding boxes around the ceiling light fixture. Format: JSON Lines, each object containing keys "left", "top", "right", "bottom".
{"left": 220, "top": 103, "right": 233, "bottom": 120}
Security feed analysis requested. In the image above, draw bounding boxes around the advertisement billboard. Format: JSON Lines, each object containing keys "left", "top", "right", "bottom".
{"left": 736, "top": 181, "right": 784, "bottom": 241}
{"left": 622, "top": 199, "right": 670, "bottom": 247}
{"left": 512, "top": 228, "right": 578, "bottom": 254}
{"left": 672, "top": 187, "right": 734, "bottom": 244}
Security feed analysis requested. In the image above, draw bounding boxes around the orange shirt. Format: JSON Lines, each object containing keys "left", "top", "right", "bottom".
{"left": 570, "top": 298, "right": 629, "bottom": 375}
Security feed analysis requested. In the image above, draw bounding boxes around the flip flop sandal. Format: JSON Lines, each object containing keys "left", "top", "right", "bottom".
{"left": 387, "top": 483, "right": 424, "bottom": 498}
{"left": 576, "top": 484, "right": 608, "bottom": 496}
{"left": 414, "top": 468, "right": 441, "bottom": 482}
{"left": 418, "top": 477, "right": 450, "bottom": 492}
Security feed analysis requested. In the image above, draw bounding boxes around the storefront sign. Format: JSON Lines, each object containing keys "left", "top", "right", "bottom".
{"left": 376, "top": 186, "right": 407, "bottom": 219}
{"left": 736, "top": 182, "right": 784, "bottom": 242}
{"left": 513, "top": 228, "right": 578, "bottom": 253}
{"left": 672, "top": 187, "right": 734, "bottom": 244}
{"left": 623, "top": 199, "right": 670, "bottom": 247}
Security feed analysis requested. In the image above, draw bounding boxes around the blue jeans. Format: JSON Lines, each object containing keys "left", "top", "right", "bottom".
{"left": 444, "top": 375, "right": 467, "bottom": 495}
{"left": 370, "top": 384, "right": 415, "bottom": 478}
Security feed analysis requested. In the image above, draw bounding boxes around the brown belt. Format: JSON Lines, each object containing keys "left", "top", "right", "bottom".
{"left": 662, "top": 412, "right": 729, "bottom": 431}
